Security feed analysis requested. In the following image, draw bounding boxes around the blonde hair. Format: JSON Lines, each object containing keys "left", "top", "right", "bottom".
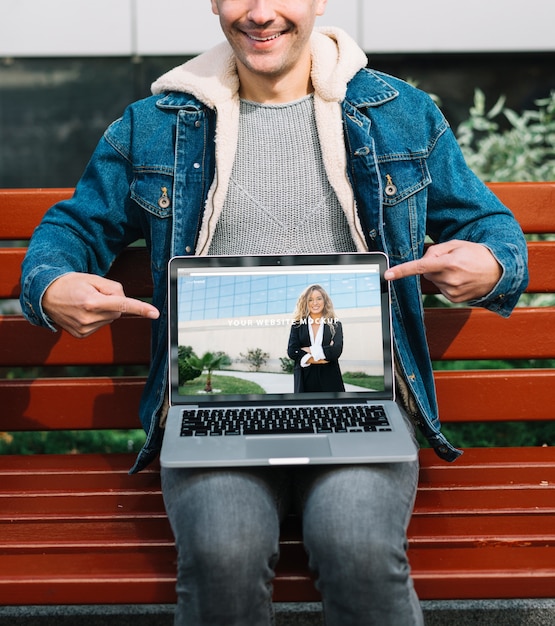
{"left": 292, "top": 284, "right": 338, "bottom": 323}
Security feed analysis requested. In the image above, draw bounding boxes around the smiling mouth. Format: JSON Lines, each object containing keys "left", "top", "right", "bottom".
{"left": 246, "top": 32, "right": 284, "bottom": 42}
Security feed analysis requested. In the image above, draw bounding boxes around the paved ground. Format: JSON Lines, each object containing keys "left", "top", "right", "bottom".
{"left": 3, "top": 600, "right": 555, "bottom": 625}
{"left": 215, "top": 369, "right": 369, "bottom": 393}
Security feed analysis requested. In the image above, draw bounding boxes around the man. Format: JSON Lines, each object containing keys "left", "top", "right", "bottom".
{"left": 21, "top": 1, "right": 528, "bottom": 624}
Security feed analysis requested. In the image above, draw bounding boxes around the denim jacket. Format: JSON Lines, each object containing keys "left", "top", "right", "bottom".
{"left": 21, "top": 30, "right": 528, "bottom": 472}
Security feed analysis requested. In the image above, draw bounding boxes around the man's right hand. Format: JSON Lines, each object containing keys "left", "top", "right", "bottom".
{"left": 42, "top": 272, "right": 160, "bottom": 338}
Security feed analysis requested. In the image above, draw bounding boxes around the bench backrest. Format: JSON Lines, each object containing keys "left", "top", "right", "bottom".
{"left": 1, "top": 183, "right": 554, "bottom": 437}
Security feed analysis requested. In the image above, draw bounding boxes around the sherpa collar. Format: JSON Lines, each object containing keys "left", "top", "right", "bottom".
{"left": 151, "top": 27, "right": 370, "bottom": 255}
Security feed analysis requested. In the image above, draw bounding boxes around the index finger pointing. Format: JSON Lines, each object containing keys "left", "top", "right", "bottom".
{"left": 385, "top": 256, "right": 448, "bottom": 281}
{"left": 109, "top": 296, "right": 160, "bottom": 320}
{"left": 384, "top": 259, "right": 427, "bottom": 281}
{"left": 124, "top": 298, "right": 160, "bottom": 319}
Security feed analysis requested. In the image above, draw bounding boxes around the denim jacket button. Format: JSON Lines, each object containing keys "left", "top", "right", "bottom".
{"left": 385, "top": 175, "right": 397, "bottom": 196}
{"left": 355, "top": 146, "right": 370, "bottom": 156}
{"left": 193, "top": 163, "right": 201, "bottom": 169}
{"left": 158, "top": 187, "right": 170, "bottom": 209}
{"left": 195, "top": 121, "right": 201, "bottom": 128}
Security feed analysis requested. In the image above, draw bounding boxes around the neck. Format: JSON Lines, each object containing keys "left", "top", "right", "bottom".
{"left": 236, "top": 59, "right": 313, "bottom": 104}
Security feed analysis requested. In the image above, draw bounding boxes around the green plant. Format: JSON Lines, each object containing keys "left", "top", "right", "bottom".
{"left": 456, "top": 89, "right": 555, "bottom": 182}
{"left": 185, "top": 351, "right": 229, "bottom": 392}
{"left": 280, "top": 356, "right": 294, "bottom": 374}
{"left": 240, "top": 348, "right": 269, "bottom": 372}
{"left": 177, "top": 345, "right": 202, "bottom": 385}
{"left": 0, "top": 429, "right": 146, "bottom": 455}
{"left": 417, "top": 421, "right": 555, "bottom": 449}
{"left": 342, "top": 372, "right": 384, "bottom": 392}
{"left": 180, "top": 374, "right": 264, "bottom": 396}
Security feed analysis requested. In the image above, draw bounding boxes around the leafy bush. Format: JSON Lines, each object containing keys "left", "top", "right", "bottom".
{"left": 418, "top": 421, "right": 555, "bottom": 449}
{"left": 0, "top": 429, "right": 146, "bottom": 455}
{"left": 456, "top": 89, "right": 555, "bottom": 182}
{"left": 178, "top": 345, "right": 201, "bottom": 385}
{"left": 280, "top": 356, "right": 294, "bottom": 374}
{"left": 240, "top": 348, "right": 269, "bottom": 372}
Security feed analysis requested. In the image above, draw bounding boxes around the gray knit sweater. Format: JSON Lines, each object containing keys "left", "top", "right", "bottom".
{"left": 208, "top": 95, "right": 356, "bottom": 255}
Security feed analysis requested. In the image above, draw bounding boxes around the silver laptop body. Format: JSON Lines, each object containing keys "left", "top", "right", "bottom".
{"left": 161, "top": 253, "right": 417, "bottom": 467}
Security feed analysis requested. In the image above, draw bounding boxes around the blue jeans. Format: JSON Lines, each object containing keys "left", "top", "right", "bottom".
{"left": 161, "top": 456, "right": 422, "bottom": 625}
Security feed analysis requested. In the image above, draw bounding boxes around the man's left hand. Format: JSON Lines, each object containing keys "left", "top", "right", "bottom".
{"left": 384, "top": 240, "right": 502, "bottom": 303}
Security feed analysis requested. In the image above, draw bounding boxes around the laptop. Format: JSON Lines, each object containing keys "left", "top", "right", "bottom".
{"left": 161, "top": 253, "right": 417, "bottom": 467}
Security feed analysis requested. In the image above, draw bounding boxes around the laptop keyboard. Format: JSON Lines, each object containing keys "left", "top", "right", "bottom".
{"left": 180, "top": 405, "right": 392, "bottom": 437}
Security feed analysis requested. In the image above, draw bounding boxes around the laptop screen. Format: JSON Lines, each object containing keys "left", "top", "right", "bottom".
{"left": 168, "top": 254, "right": 394, "bottom": 406}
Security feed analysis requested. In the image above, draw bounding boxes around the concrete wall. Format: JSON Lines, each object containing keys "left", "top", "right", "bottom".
{"left": 179, "top": 307, "right": 384, "bottom": 377}
{"left": 1, "top": 0, "right": 553, "bottom": 58}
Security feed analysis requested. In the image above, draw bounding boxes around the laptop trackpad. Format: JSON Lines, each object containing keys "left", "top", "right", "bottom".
{"left": 246, "top": 435, "right": 331, "bottom": 464}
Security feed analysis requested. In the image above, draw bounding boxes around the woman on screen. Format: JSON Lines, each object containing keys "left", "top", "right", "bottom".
{"left": 287, "top": 284, "right": 345, "bottom": 393}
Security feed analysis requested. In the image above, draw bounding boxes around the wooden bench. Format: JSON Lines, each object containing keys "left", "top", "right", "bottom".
{"left": 1, "top": 184, "right": 555, "bottom": 618}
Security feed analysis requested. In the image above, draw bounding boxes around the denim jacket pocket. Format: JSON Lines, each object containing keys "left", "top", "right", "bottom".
{"left": 130, "top": 169, "right": 175, "bottom": 218}
{"left": 380, "top": 158, "right": 431, "bottom": 262}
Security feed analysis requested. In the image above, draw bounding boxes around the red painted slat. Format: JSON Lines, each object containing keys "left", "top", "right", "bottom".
{"left": 522, "top": 241, "right": 555, "bottom": 293}
{"left": 1, "top": 183, "right": 554, "bottom": 238}
{"left": 433, "top": 369, "right": 555, "bottom": 422}
{"left": 4, "top": 242, "right": 552, "bottom": 299}
{"left": 0, "top": 466, "right": 160, "bottom": 494}
{"left": 408, "top": 514, "right": 555, "bottom": 547}
{"left": 1, "top": 369, "right": 552, "bottom": 432}
{"left": 418, "top": 446, "right": 555, "bottom": 468}
{"left": 1, "top": 545, "right": 555, "bottom": 604}
{"left": 0, "top": 248, "right": 25, "bottom": 299}
{"left": 487, "top": 181, "right": 555, "bottom": 232}
{"left": 410, "top": 545, "right": 555, "bottom": 600}
{"left": 425, "top": 307, "right": 555, "bottom": 360}
{"left": 0, "top": 377, "right": 145, "bottom": 431}
{"left": 0, "top": 188, "right": 73, "bottom": 239}
{"left": 3, "top": 308, "right": 553, "bottom": 367}
{"left": 414, "top": 488, "right": 555, "bottom": 515}
{"left": 2, "top": 492, "right": 165, "bottom": 517}
{"left": 0, "top": 452, "right": 143, "bottom": 473}
{"left": 4, "top": 514, "right": 554, "bottom": 554}
{"left": 0, "top": 316, "right": 151, "bottom": 366}
{"left": 0, "top": 519, "right": 174, "bottom": 548}
{"left": 0, "top": 247, "right": 152, "bottom": 300}
{"left": 3, "top": 486, "right": 552, "bottom": 519}
{"left": 0, "top": 550, "right": 178, "bottom": 605}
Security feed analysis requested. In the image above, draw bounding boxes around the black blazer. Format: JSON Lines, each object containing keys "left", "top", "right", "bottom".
{"left": 287, "top": 321, "right": 345, "bottom": 392}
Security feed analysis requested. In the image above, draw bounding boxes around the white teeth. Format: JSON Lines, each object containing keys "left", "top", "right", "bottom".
{"left": 248, "top": 33, "right": 282, "bottom": 42}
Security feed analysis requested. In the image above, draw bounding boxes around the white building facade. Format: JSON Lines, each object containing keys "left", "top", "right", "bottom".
{"left": 1, "top": 0, "right": 554, "bottom": 58}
